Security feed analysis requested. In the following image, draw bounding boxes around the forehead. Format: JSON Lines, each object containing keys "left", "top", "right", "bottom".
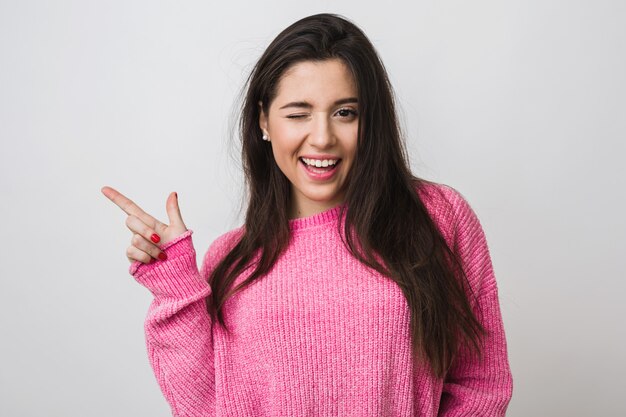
{"left": 272, "top": 59, "right": 357, "bottom": 106}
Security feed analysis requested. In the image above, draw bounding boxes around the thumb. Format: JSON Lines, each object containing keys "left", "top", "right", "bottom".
{"left": 166, "top": 191, "right": 186, "bottom": 229}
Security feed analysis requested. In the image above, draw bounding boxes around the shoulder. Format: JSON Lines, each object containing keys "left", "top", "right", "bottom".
{"left": 415, "top": 180, "right": 480, "bottom": 247}
{"left": 200, "top": 226, "right": 245, "bottom": 274}
{"left": 416, "top": 180, "right": 497, "bottom": 297}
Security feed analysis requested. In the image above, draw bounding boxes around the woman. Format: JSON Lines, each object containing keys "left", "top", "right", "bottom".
{"left": 102, "top": 13, "right": 513, "bottom": 416}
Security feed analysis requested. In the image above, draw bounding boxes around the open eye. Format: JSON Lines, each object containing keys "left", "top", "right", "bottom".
{"left": 335, "top": 108, "right": 358, "bottom": 118}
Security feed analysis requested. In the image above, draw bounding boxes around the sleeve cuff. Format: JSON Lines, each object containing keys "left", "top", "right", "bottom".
{"left": 129, "top": 229, "right": 195, "bottom": 277}
{"left": 128, "top": 230, "right": 209, "bottom": 300}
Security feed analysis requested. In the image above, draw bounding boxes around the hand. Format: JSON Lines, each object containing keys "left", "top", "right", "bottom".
{"left": 101, "top": 186, "right": 188, "bottom": 264}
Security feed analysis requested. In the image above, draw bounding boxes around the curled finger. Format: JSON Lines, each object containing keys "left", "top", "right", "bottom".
{"left": 131, "top": 233, "right": 168, "bottom": 262}
{"left": 126, "top": 245, "right": 152, "bottom": 265}
{"left": 125, "top": 215, "right": 162, "bottom": 245}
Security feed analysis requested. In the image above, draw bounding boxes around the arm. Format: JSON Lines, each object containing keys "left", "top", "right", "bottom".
{"left": 129, "top": 230, "right": 216, "bottom": 417}
{"left": 438, "top": 189, "right": 514, "bottom": 416}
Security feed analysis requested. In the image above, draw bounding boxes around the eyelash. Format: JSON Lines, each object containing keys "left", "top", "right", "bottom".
{"left": 286, "top": 108, "right": 358, "bottom": 119}
{"left": 336, "top": 108, "right": 358, "bottom": 118}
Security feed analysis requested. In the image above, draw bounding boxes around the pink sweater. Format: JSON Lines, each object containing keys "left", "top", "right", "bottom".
{"left": 129, "top": 182, "right": 513, "bottom": 416}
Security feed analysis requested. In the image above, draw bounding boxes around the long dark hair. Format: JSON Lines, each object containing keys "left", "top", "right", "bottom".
{"left": 207, "top": 13, "right": 485, "bottom": 379}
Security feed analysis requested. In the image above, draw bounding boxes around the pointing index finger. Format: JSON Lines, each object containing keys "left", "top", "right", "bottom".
{"left": 101, "top": 186, "right": 158, "bottom": 227}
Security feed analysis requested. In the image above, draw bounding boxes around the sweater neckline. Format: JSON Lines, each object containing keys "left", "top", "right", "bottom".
{"left": 288, "top": 203, "right": 346, "bottom": 231}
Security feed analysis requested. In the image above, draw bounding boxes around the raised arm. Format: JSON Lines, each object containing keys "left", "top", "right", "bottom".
{"left": 130, "top": 230, "right": 218, "bottom": 417}
{"left": 101, "top": 186, "right": 218, "bottom": 416}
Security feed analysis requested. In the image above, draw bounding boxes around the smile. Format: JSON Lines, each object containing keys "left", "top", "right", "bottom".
{"left": 299, "top": 157, "right": 341, "bottom": 180}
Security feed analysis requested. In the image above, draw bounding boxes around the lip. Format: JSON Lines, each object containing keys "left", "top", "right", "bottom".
{"left": 299, "top": 154, "right": 342, "bottom": 160}
{"left": 299, "top": 158, "right": 341, "bottom": 181}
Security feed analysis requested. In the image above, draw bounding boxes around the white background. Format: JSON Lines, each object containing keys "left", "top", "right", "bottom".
{"left": 1, "top": 1, "right": 624, "bottom": 416}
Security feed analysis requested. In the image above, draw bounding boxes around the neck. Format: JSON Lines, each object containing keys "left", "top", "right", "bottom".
{"left": 288, "top": 196, "right": 345, "bottom": 220}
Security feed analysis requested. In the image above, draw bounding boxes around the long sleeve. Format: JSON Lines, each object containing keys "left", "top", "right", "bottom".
{"left": 123, "top": 182, "right": 512, "bottom": 416}
{"left": 438, "top": 189, "right": 514, "bottom": 416}
{"left": 129, "top": 230, "right": 216, "bottom": 417}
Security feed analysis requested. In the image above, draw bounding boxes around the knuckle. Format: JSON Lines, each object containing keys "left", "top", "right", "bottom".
{"left": 125, "top": 215, "right": 135, "bottom": 228}
{"left": 126, "top": 245, "right": 152, "bottom": 264}
{"left": 131, "top": 234, "right": 142, "bottom": 246}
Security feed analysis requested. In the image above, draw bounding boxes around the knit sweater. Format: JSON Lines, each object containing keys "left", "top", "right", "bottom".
{"left": 129, "top": 182, "right": 513, "bottom": 416}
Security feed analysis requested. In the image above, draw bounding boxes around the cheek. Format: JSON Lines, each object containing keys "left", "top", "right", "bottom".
{"left": 269, "top": 126, "right": 305, "bottom": 161}
{"left": 271, "top": 139, "right": 300, "bottom": 164}
{"left": 269, "top": 118, "right": 297, "bottom": 140}
{"left": 269, "top": 137, "right": 299, "bottom": 175}
{"left": 339, "top": 125, "right": 359, "bottom": 158}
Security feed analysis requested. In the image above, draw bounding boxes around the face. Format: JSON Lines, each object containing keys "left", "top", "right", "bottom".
{"left": 259, "top": 59, "right": 359, "bottom": 219}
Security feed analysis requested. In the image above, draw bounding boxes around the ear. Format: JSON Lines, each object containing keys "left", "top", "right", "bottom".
{"left": 258, "top": 101, "right": 268, "bottom": 133}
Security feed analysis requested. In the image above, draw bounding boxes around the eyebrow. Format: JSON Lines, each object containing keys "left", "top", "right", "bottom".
{"left": 278, "top": 97, "right": 358, "bottom": 110}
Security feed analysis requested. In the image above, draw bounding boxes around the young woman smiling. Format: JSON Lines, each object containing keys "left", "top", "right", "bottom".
{"left": 258, "top": 58, "right": 358, "bottom": 218}
{"left": 102, "top": 13, "right": 513, "bottom": 417}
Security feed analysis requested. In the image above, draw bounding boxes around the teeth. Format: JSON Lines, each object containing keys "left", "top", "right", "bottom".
{"left": 301, "top": 157, "right": 339, "bottom": 167}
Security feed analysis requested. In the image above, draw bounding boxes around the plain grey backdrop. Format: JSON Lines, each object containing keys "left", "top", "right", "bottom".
{"left": 1, "top": 0, "right": 624, "bottom": 416}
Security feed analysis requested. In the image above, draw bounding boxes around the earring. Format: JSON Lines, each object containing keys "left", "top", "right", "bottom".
{"left": 262, "top": 132, "right": 270, "bottom": 142}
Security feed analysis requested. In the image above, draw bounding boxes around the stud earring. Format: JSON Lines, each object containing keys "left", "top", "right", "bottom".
{"left": 262, "top": 132, "right": 270, "bottom": 142}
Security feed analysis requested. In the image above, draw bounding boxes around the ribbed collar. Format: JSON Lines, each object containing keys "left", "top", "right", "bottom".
{"left": 288, "top": 203, "right": 347, "bottom": 231}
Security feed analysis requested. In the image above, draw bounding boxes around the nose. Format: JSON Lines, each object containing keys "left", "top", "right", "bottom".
{"left": 307, "top": 113, "right": 336, "bottom": 148}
